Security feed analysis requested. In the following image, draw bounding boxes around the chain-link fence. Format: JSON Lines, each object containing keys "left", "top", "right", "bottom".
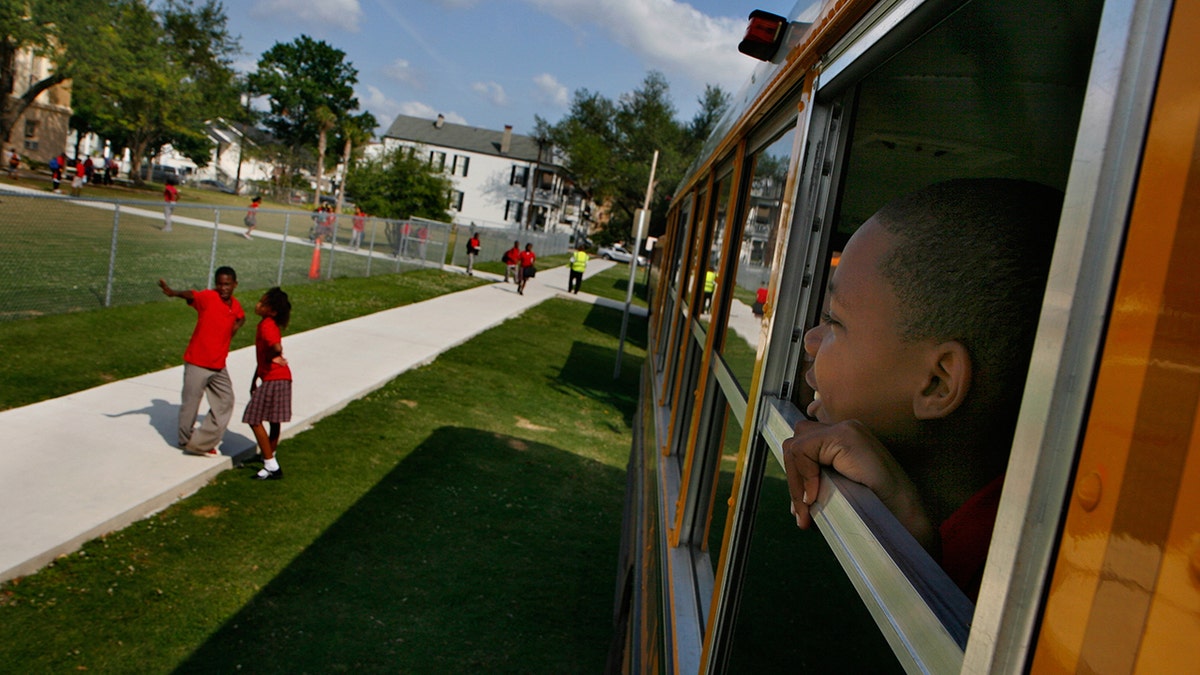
{"left": 445, "top": 224, "right": 571, "bottom": 269}
{"left": 0, "top": 190, "right": 453, "bottom": 321}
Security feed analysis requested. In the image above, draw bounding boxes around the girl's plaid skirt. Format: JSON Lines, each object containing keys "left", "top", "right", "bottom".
{"left": 242, "top": 379, "right": 292, "bottom": 424}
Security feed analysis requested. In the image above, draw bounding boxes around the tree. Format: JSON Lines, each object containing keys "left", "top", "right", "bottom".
{"left": 541, "top": 73, "right": 730, "bottom": 243}
{"left": 344, "top": 146, "right": 452, "bottom": 222}
{"left": 249, "top": 35, "right": 360, "bottom": 205}
{"left": 68, "top": 0, "right": 240, "bottom": 182}
{"left": 333, "top": 110, "right": 377, "bottom": 211}
{"left": 0, "top": 0, "right": 121, "bottom": 147}
{"left": 686, "top": 84, "right": 731, "bottom": 154}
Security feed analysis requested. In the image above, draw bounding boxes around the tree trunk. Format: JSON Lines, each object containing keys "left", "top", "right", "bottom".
{"left": 336, "top": 135, "right": 351, "bottom": 212}
{"left": 313, "top": 127, "right": 327, "bottom": 208}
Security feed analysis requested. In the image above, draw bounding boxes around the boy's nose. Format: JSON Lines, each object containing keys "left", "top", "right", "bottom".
{"left": 802, "top": 324, "right": 824, "bottom": 356}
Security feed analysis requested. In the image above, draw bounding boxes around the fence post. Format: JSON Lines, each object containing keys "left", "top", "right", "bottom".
{"left": 104, "top": 204, "right": 120, "bottom": 307}
{"left": 207, "top": 209, "right": 220, "bottom": 288}
{"left": 325, "top": 219, "right": 339, "bottom": 279}
{"left": 366, "top": 218, "right": 376, "bottom": 276}
{"left": 277, "top": 213, "right": 290, "bottom": 286}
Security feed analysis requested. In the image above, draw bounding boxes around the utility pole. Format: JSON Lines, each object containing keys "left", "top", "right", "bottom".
{"left": 614, "top": 149, "right": 658, "bottom": 379}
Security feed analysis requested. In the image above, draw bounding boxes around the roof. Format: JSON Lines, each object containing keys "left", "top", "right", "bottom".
{"left": 382, "top": 114, "right": 544, "bottom": 162}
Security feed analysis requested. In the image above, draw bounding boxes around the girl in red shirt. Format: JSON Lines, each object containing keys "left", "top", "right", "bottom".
{"left": 517, "top": 243, "right": 535, "bottom": 295}
{"left": 243, "top": 287, "right": 293, "bottom": 480}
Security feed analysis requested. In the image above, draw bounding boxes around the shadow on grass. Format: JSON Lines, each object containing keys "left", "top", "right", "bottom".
{"left": 175, "top": 426, "right": 624, "bottom": 674}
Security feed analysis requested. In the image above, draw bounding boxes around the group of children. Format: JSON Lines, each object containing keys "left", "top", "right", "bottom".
{"left": 159, "top": 268, "right": 293, "bottom": 481}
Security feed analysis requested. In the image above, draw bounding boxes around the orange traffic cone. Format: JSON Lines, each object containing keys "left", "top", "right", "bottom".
{"left": 308, "top": 238, "right": 322, "bottom": 279}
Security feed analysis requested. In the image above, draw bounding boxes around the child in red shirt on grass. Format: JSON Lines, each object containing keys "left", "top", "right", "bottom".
{"left": 243, "top": 287, "right": 293, "bottom": 480}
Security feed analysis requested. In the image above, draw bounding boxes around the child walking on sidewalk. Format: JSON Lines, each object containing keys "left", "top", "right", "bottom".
{"left": 243, "top": 287, "right": 293, "bottom": 480}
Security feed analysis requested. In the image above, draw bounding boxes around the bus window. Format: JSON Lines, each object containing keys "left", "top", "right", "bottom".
{"left": 772, "top": 0, "right": 1102, "bottom": 662}
{"left": 720, "top": 128, "right": 795, "bottom": 392}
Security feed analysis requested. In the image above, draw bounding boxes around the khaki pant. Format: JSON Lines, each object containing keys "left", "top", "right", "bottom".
{"left": 179, "top": 363, "right": 234, "bottom": 452}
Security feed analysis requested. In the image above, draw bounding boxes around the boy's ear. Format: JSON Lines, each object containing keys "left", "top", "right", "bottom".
{"left": 913, "top": 341, "right": 971, "bottom": 420}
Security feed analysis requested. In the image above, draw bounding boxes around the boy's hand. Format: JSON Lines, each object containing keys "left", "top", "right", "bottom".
{"left": 158, "top": 279, "right": 172, "bottom": 296}
{"left": 782, "top": 419, "right": 937, "bottom": 553}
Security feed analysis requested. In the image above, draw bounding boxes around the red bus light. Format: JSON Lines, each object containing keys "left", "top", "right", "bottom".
{"left": 738, "top": 10, "right": 788, "bottom": 61}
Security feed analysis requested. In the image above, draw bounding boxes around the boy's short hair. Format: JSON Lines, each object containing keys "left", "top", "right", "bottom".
{"left": 874, "top": 178, "right": 1062, "bottom": 427}
{"left": 214, "top": 265, "right": 238, "bottom": 282}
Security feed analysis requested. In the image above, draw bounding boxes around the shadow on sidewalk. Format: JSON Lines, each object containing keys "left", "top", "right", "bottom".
{"left": 105, "top": 398, "right": 254, "bottom": 456}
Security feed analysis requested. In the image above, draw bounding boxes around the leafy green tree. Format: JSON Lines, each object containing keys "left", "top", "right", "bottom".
{"left": 249, "top": 35, "right": 360, "bottom": 204}
{"left": 541, "top": 73, "right": 730, "bottom": 243}
{"left": 333, "top": 110, "right": 377, "bottom": 210}
{"left": 686, "top": 84, "right": 732, "bottom": 154}
{"left": 68, "top": 0, "right": 240, "bottom": 182}
{"left": 344, "top": 146, "right": 452, "bottom": 221}
{"left": 0, "top": 0, "right": 121, "bottom": 148}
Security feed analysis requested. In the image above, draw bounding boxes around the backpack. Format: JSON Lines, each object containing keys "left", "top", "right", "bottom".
{"left": 49, "top": 157, "right": 59, "bottom": 171}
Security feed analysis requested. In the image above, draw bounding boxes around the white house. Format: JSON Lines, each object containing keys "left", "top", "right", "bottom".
{"left": 381, "top": 114, "right": 586, "bottom": 232}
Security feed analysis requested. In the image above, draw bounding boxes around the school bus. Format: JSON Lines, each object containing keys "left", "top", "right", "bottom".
{"left": 610, "top": 0, "right": 1200, "bottom": 672}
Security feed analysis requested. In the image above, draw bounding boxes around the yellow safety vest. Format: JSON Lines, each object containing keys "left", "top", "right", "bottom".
{"left": 704, "top": 271, "right": 717, "bottom": 293}
{"left": 571, "top": 251, "right": 589, "bottom": 272}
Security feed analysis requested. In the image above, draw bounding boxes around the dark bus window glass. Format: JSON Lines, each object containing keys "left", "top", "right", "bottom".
{"left": 720, "top": 128, "right": 795, "bottom": 392}
{"left": 726, "top": 449, "right": 902, "bottom": 672}
{"left": 705, "top": 400, "right": 742, "bottom": 559}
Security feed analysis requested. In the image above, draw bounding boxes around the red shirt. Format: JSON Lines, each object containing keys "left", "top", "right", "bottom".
{"left": 938, "top": 474, "right": 1004, "bottom": 602}
{"left": 755, "top": 287, "right": 768, "bottom": 304}
{"left": 519, "top": 250, "right": 535, "bottom": 267}
{"left": 504, "top": 247, "right": 520, "bottom": 264}
{"left": 182, "top": 289, "right": 244, "bottom": 370}
{"left": 164, "top": 184, "right": 178, "bottom": 203}
{"left": 255, "top": 317, "right": 292, "bottom": 381}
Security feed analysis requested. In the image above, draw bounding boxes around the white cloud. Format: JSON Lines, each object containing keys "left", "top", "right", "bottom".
{"left": 525, "top": 0, "right": 755, "bottom": 93}
{"left": 250, "top": 0, "right": 363, "bottom": 32}
{"left": 383, "top": 59, "right": 422, "bottom": 88}
{"left": 533, "top": 73, "right": 569, "bottom": 107}
{"left": 471, "top": 81, "right": 509, "bottom": 106}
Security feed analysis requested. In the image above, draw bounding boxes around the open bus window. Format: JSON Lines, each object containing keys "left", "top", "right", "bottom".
{"left": 763, "top": 0, "right": 1102, "bottom": 663}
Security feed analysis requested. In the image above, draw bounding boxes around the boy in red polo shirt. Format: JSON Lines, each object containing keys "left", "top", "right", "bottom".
{"left": 159, "top": 266, "right": 246, "bottom": 456}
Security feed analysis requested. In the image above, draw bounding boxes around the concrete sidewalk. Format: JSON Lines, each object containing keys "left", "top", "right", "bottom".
{"left": 0, "top": 259, "right": 646, "bottom": 583}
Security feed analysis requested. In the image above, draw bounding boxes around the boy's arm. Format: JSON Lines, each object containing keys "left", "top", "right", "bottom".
{"left": 158, "top": 279, "right": 195, "bottom": 302}
{"left": 232, "top": 315, "right": 246, "bottom": 335}
{"left": 782, "top": 418, "right": 938, "bottom": 555}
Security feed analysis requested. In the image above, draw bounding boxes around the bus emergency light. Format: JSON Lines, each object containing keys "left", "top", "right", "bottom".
{"left": 738, "top": 10, "right": 788, "bottom": 61}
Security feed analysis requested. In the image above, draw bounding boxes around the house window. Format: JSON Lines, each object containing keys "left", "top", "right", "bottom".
{"left": 453, "top": 155, "right": 470, "bottom": 177}
{"left": 429, "top": 151, "right": 446, "bottom": 171}
{"left": 537, "top": 170, "right": 553, "bottom": 190}
{"left": 24, "top": 120, "right": 38, "bottom": 138}
{"left": 450, "top": 190, "right": 464, "bottom": 210}
{"left": 505, "top": 200, "right": 524, "bottom": 223}
{"left": 510, "top": 166, "right": 528, "bottom": 187}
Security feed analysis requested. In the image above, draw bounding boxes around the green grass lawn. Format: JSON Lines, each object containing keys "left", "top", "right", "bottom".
{"left": 0, "top": 297, "right": 646, "bottom": 673}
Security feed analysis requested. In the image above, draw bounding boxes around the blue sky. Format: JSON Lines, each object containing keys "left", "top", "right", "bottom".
{"left": 225, "top": 0, "right": 774, "bottom": 137}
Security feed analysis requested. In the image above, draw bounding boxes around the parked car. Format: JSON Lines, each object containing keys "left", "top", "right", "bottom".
{"left": 195, "top": 178, "right": 235, "bottom": 194}
{"left": 597, "top": 243, "right": 648, "bottom": 266}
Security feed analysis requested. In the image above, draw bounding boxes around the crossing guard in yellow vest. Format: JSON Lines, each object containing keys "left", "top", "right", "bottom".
{"left": 703, "top": 269, "right": 717, "bottom": 312}
{"left": 568, "top": 246, "right": 589, "bottom": 294}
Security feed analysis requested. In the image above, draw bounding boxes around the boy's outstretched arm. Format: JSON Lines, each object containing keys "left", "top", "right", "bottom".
{"left": 782, "top": 419, "right": 938, "bottom": 555}
{"left": 158, "top": 279, "right": 194, "bottom": 302}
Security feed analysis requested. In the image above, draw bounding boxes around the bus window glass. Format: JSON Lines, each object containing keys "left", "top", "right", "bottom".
{"left": 699, "top": 172, "right": 733, "bottom": 334}
{"left": 725, "top": 448, "right": 902, "bottom": 672}
{"left": 721, "top": 128, "right": 794, "bottom": 392}
{"left": 703, "top": 399, "right": 741, "bottom": 562}
{"left": 682, "top": 188, "right": 709, "bottom": 316}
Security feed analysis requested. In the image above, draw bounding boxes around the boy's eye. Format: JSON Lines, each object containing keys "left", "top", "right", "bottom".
{"left": 820, "top": 310, "right": 840, "bottom": 327}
